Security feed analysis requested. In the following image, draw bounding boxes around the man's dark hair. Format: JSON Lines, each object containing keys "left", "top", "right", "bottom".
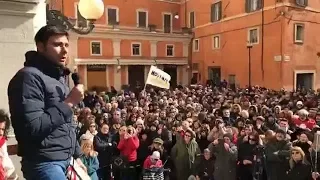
{"left": 34, "top": 25, "right": 69, "bottom": 45}
{"left": 0, "top": 109, "right": 11, "bottom": 136}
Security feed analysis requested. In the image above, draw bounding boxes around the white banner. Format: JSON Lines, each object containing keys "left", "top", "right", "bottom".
{"left": 145, "top": 66, "right": 171, "bottom": 89}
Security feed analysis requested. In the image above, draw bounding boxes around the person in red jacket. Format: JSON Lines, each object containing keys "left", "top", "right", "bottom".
{"left": 293, "top": 109, "right": 316, "bottom": 130}
{"left": 143, "top": 151, "right": 163, "bottom": 169}
{"left": 117, "top": 126, "right": 139, "bottom": 180}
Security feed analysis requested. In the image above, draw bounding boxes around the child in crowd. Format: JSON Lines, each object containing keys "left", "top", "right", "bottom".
{"left": 143, "top": 151, "right": 163, "bottom": 169}
{"left": 80, "top": 136, "right": 99, "bottom": 180}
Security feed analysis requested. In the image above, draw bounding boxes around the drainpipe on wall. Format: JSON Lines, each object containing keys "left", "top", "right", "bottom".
{"left": 189, "top": 32, "right": 194, "bottom": 85}
{"left": 261, "top": 0, "right": 265, "bottom": 81}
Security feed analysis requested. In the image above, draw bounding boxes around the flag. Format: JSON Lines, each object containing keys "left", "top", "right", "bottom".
{"left": 145, "top": 66, "right": 171, "bottom": 89}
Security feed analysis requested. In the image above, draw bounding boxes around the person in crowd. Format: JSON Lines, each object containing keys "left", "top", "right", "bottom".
{"left": 80, "top": 137, "right": 99, "bottom": 180}
{"left": 93, "top": 123, "right": 116, "bottom": 179}
{"left": 238, "top": 132, "right": 260, "bottom": 180}
{"left": 265, "top": 129, "right": 292, "bottom": 180}
{"left": 195, "top": 148, "right": 214, "bottom": 180}
{"left": 7, "top": 25, "right": 86, "bottom": 179}
{"left": 0, "top": 109, "right": 17, "bottom": 180}
{"left": 287, "top": 146, "right": 312, "bottom": 180}
{"left": 117, "top": 126, "right": 139, "bottom": 180}
{"left": 143, "top": 151, "right": 163, "bottom": 169}
{"left": 209, "top": 133, "right": 237, "bottom": 180}
{"left": 171, "top": 128, "right": 201, "bottom": 180}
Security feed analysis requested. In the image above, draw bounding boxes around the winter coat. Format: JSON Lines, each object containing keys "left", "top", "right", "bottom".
{"left": 195, "top": 156, "right": 214, "bottom": 180}
{"left": 117, "top": 136, "right": 139, "bottom": 162}
{"left": 80, "top": 155, "right": 99, "bottom": 180}
{"left": 287, "top": 161, "right": 312, "bottom": 180}
{"left": 171, "top": 139, "right": 201, "bottom": 180}
{"left": 8, "top": 51, "right": 81, "bottom": 161}
{"left": 93, "top": 132, "right": 116, "bottom": 166}
{"left": 208, "top": 139, "right": 237, "bottom": 180}
{"left": 265, "top": 140, "right": 291, "bottom": 180}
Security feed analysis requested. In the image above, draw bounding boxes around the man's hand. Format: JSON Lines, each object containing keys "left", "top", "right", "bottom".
{"left": 224, "top": 143, "right": 230, "bottom": 151}
{"left": 64, "top": 84, "right": 84, "bottom": 107}
{"left": 213, "top": 139, "right": 219, "bottom": 145}
{"left": 243, "top": 160, "right": 252, "bottom": 165}
{"left": 312, "top": 172, "right": 319, "bottom": 179}
{"left": 76, "top": 158, "right": 87, "bottom": 173}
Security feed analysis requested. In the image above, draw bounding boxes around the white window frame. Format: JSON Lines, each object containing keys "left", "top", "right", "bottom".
{"left": 294, "top": 23, "right": 304, "bottom": 43}
{"left": 136, "top": 9, "right": 148, "bottom": 28}
{"left": 166, "top": 44, "right": 175, "bottom": 57}
{"left": 90, "top": 41, "right": 102, "bottom": 56}
{"left": 74, "top": 2, "right": 88, "bottom": 28}
{"left": 189, "top": 11, "right": 196, "bottom": 28}
{"left": 162, "top": 12, "right": 173, "bottom": 33}
{"left": 106, "top": 6, "right": 119, "bottom": 25}
{"left": 247, "top": 27, "right": 259, "bottom": 45}
{"left": 193, "top": 39, "right": 199, "bottom": 52}
{"left": 131, "top": 42, "right": 142, "bottom": 56}
{"left": 212, "top": 35, "right": 220, "bottom": 49}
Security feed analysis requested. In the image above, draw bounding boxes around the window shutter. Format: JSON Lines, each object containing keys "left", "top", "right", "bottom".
{"left": 245, "top": 0, "right": 250, "bottom": 13}
{"left": 211, "top": 4, "right": 215, "bottom": 22}
{"left": 257, "top": 0, "right": 263, "bottom": 9}
{"left": 218, "top": 2, "right": 222, "bottom": 20}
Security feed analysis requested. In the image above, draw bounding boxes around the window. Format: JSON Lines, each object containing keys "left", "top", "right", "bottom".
{"left": 296, "top": 0, "right": 308, "bottom": 7}
{"left": 245, "top": 0, "right": 262, "bottom": 13}
{"left": 212, "top": 35, "right": 220, "bottom": 49}
{"left": 163, "top": 13, "right": 172, "bottom": 33}
{"left": 90, "top": 41, "right": 102, "bottom": 56}
{"left": 137, "top": 10, "right": 147, "bottom": 28}
{"left": 76, "top": 4, "right": 87, "bottom": 27}
{"left": 189, "top": 11, "right": 195, "bottom": 28}
{"left": 166, "top": 45, "right": 174, "bottom": 57}
{"left": 107, "top": 7, "right": 119, "bottom": 25}
{"left": 294, "top": 24, "right": 304, "bottom": 43}
{"left": 193, "top": 39, "right": 199, "bottom": 52}
{"left": 248, "top": 28, "right": 259, "bottom": 44}
{"left": 132, "top": 43, "right": 141, "bottom": 56}
{"left": 211, "top": 2, "right": 222, "bottom": 22}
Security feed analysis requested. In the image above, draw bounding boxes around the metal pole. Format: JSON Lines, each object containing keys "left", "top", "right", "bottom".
{"left": 248, "top": 47, "right": 252, "bottom": 90}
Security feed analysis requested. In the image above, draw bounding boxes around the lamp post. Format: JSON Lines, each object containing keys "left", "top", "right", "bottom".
{"left": 47, "top": 0, "right": 104, "bottom": 35}
{"left": 247, "top": 44, "right": 253, "bottom": 91}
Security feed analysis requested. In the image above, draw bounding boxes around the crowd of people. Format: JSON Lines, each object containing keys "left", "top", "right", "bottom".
{"left": 67, "top": 83, "right": 320, "bottom": 180}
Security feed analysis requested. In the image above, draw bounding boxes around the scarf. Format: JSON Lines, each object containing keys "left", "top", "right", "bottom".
{"left": 186, "top": 139, "right": 198, "bottom": 168}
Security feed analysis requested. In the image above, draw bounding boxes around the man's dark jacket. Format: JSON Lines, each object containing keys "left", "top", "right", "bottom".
{"left": 7, "top": 51, "right": 81, "bottom": 162}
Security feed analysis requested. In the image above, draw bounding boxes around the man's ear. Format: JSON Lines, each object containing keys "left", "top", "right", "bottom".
{"left": 36, "top": 42, "right": 45, "bottom": 52}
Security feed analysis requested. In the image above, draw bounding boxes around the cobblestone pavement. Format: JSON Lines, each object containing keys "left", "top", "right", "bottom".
{"left": 7, "top": 138, "right": 23, "bottom": 180}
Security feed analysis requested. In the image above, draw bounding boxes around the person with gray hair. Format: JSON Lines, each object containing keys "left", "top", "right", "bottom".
{"left": 292, "top": 109, "right": 316, "bottom": 130}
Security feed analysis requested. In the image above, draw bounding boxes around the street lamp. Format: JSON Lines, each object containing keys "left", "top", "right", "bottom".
{"left": 47, "top": 0, "right": 104, "bottom": 35}
{"left": 247, "top": 44, "right": 253, "bottom": 91}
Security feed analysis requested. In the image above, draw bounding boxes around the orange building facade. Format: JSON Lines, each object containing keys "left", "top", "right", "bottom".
{"left": 49, "top": 0, "right": 192, "bottom": 91}
{"left": 50, "top": 0, "right": 320, "bottom": 91}
{"left": 187, "top": 0, "right": 320, "bottom": 90}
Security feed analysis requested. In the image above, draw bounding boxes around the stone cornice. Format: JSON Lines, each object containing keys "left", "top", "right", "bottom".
{"left": 0, "top": 0, "right": 38, "bottom": 16}
{"left": 73, "top": 28, "right": 192, "bottom": 43}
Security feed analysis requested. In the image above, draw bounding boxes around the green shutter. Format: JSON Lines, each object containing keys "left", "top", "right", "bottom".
{"left": 258, "top": 0, "right": 263, "bottom": 10}
{"left": 245, "top": 0, "right": 250, "bottom": 13}
{"left": 218, "top": 2, "right": 222, "bottom": 20}
{"left": 211, "top": 4, "right": 215, "bottom": 22}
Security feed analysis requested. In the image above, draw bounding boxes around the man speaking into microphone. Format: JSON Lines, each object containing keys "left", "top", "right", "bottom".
{"left": 7, "top": 25, "right": 86, "bottom": 180}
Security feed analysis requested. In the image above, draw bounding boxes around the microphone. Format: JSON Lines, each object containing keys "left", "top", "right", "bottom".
{"left": 71, "top": 72, "right": 80, "bottom": 86}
